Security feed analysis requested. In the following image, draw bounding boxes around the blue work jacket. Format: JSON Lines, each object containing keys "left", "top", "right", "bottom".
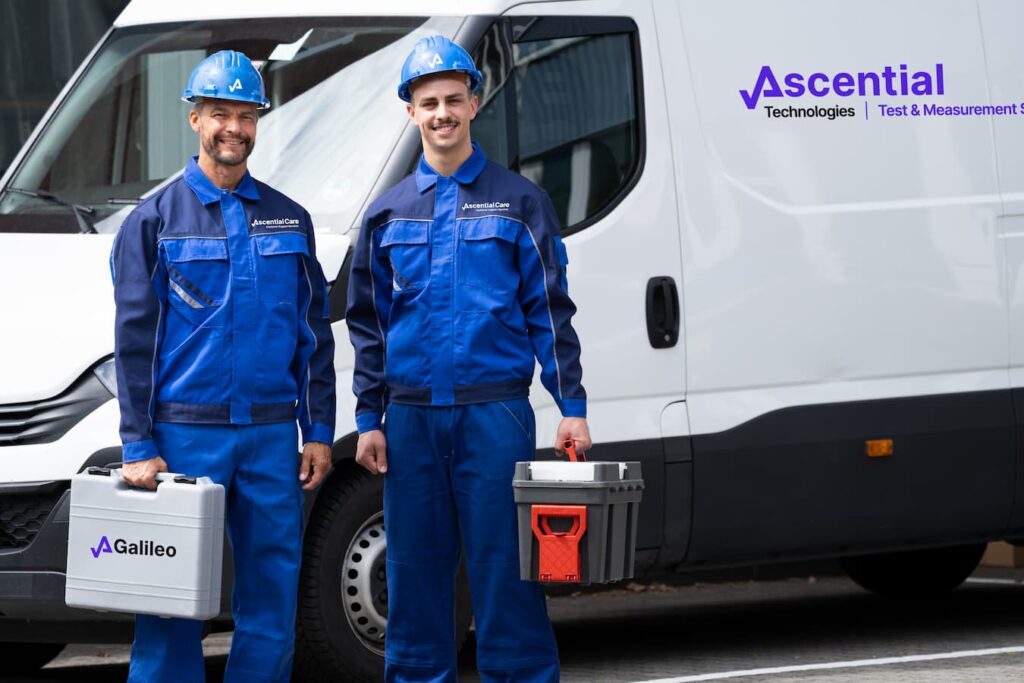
{"left": 347, "top": 143, "right": 586, "bottom": 433}
{"left": 111, "top": 158, "right": 336, "bottom": 463}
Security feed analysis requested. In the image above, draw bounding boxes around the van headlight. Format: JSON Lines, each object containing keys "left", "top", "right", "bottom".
{"left": 93, "top": 358, "right": 118, "bottom": 398}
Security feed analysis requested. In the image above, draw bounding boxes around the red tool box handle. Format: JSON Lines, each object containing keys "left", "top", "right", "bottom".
{"left": 562, "top": 438, "right": 586, "bottom": 462}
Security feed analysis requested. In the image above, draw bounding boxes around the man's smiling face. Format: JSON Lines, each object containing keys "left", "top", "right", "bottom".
{"left": 190, "top": 98, "right": 258, "bottom": 167}
{"left": 406, "top": 72, "right": 478, "bottom": 156}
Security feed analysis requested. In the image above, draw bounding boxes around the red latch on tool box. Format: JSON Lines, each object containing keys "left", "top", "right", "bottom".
{"left": 531, "top": 505, "right": 587, "bottom": 582}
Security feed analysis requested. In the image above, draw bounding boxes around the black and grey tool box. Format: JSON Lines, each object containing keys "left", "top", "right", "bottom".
{"left": 513, "top": 459, "right": 643, "bottom": 584}
{"left": 65, "top": 467, "right": 225, "bottom": 619}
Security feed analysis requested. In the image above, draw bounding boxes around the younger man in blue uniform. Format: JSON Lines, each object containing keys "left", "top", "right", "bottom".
{"left": 347, "top": 36, "right": 592, "bottom": 683}
{"left": 111, "top": 51, "right": 335, "bottom": 682}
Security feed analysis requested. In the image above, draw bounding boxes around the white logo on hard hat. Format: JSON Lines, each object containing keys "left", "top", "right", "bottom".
{"left": 428, "top": 53, "right": 443, "bottom": 68}
{"left": 228, "top": 78, "right": 243, "bottom": 93}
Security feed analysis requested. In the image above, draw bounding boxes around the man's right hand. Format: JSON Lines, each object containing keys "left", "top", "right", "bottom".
{"left": 121, "top": 456, "right": 169, "bottom": 490}
{"left": 355, "top": 430, "right": 388, "bottom": 475}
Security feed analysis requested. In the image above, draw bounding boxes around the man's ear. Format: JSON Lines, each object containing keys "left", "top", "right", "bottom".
{"left": 469, "top": 94, "right": 479, "bottom": 121}
{"left": 406, "top": 102, "right": 416, "bottom": 122}
{"left": 188, "top": 109, "right": 201, "bottom": 133}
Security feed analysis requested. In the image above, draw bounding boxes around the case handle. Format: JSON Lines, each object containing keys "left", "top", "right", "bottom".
{"left": 562, "top": 439, "right": 586, "bottom": 462}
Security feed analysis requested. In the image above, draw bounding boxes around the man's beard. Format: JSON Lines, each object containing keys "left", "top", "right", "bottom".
{"left": 202, "top": 134, "right": 253, "bottom": 166}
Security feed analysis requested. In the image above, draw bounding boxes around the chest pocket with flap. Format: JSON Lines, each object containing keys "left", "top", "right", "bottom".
{"left": 457, "top": 219, "right": 520, "bottom": 292}
{"left": 380, "top": 221, "right": 431, "bottom": 292}
{"left": 160, "top": 238, "right": 228, "bottom": 323}
{"left": 253, "top": 231, "right": 309, "bottom": 304}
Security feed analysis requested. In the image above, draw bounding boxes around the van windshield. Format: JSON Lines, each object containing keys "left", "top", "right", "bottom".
{"left": 0, "top": 16, "right": 461, "bottom": 234}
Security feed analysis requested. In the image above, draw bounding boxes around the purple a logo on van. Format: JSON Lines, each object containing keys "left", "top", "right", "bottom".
{"left": 90, "top": 535, "right": 113, "bottom": 558}
{"left": 739, "top": 64, "right": 945, "bottom": 109}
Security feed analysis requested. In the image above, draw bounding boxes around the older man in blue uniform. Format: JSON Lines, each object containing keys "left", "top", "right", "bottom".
{"left": 111, "top": 51, "right": 335, "bottom": 683}
{"left": 347, "top": 36, "right": 592, "bottom": 683}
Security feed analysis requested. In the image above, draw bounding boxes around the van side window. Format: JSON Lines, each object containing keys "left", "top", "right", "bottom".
{"left": 473, "top": 17, "right": 642, "bottom": 235}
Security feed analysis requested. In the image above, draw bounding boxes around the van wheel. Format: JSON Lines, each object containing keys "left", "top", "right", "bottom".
{"left": 840, "top": 543, "right": 986, "bottom": 596}
{"left": 293, "top": 462, "right": 472, "bottom": 683}
{"left": 0, "top": 642, "right": 65, "bottom": 673}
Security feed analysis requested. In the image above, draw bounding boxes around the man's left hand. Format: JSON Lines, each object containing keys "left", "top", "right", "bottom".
{"left": 555, "top": 417, "right": 592, "bottom": 457}
{"left": 300, "top": 442, "right": 333, "bottom": 490}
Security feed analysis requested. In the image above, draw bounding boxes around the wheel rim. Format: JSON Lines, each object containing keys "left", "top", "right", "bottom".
{"left": 341, "top": 511, "right": 388, "bottom": 654}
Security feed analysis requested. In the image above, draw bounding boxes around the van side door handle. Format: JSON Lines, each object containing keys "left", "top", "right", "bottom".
{"left": 646, "top": 276, "right": 680, "bottom": 349}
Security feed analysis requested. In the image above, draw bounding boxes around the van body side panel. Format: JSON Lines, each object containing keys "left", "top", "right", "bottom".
{"left": 689, "top": 391, "right": 1013, "bottom": 562}
{"left": 664, "top": 0, "right": 1012, "bottom": 562}
{"left": 979, "top": 0, "right": 1024, "bottom": 535}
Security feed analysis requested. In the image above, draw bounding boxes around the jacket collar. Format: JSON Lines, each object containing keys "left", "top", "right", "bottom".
{"left": 184, "top": 156, "right": 261, "bottom": 205}
{"left": 415, "top": 141, "right": 487, "bottom": 193}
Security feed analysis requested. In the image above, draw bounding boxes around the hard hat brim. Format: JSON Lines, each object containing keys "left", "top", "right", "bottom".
{"left": 398, "top": 69, "right": 483, "bottom": 103}
{"left": 182, "top": 92, "right": 271, "bottom": 110}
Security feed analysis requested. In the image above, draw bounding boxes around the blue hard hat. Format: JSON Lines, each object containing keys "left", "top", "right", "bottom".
{"left": 398, "top": 35, "right": 482, "bottom": 102}
{"left": 182, "top": 50, "right": 271, "bottom": 109}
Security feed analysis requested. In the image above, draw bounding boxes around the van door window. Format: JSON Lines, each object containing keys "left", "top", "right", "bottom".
{"left": 472, "top": 25, "right": 515, "bottom": 169}
{"left": 472, "top": 17, "right": 642, "bottom": 234}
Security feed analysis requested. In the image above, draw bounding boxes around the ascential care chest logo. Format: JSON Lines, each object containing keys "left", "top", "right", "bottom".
{"left": 90, "top": 534, "right": 177, "bottom": 558}
{"left": 252, "top": 217, "right": 301, "bottom": 229}
{"left": 462, "top": 201, "right": 511, "bottom": 212}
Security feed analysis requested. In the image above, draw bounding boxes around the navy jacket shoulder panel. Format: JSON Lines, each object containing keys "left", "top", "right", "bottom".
{"left": 247, "top": 180, "right": 312, "bottom": 237}
{"left": 456, "top": 160, "right": 550, "bottom": 224}
{"left": 126, "top": 176, "right": 184, "bottom": 229}
{"left": 364, "top": 174, "right": 433, "bottom": 229}
{"left": 139, "top": 177, "right": 226, "bottom": 240}
{"left": 481, "top": 160, "right": 541, "bottom": 194}
{"left": 251, "top": 180, "right": 308, "bottom": 216}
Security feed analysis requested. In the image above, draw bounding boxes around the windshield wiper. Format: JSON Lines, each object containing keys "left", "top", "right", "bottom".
{"left": 5, "top": 186, "right": 97, "bottom": 234}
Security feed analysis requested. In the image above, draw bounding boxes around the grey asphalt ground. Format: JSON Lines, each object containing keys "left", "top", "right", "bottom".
{"left": 14, "top": 565, "right": 1024, "bottom": 682}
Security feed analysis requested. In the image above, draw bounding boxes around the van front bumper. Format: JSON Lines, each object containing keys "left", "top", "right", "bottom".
{"left": 0, "top": 480, "right": 92, "bottom": 619}
{"left": 0, "top": 448, "right": 131, "bottom": 628}
{"left": 0, "top": 475, "right": 137, "bottom": 643}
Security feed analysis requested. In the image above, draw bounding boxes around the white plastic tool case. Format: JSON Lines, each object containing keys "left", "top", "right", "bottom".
{"left": 65, "top": 467, "right": 225, "bottom": 619}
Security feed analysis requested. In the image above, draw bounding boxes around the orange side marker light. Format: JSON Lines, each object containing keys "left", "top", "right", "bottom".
{"left": 866, "top": 439, "right": 894, "bottom": 458}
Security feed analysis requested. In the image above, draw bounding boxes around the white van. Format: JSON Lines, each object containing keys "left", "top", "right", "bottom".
{"left": 3, "top": 0, "right": 1024, "bottom": 678}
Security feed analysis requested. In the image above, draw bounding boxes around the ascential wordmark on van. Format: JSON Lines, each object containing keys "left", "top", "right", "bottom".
{"left": 739, "top": 64, "right": 945, "bottom": 109}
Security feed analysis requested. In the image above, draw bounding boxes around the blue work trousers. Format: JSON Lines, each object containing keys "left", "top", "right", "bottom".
{"left": 384, "top": 399, "right": 559, "bottom": 683}
{"left": 127, "top": 421, "right": 303, "bottom": 683}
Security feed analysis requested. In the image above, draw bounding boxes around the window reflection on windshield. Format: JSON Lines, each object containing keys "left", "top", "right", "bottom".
{"left": 0, "top": 16, "right": 462, "bottom": 234}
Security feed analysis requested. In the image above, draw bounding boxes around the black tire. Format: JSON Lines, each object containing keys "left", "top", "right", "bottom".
{"left": 293, "top": 462, "right": 472, "bottom": 683}
{"left": 840, "top": 543, "right": 986, "bottom": 597}
{"left": 0, "top": 642, "right": 65, "bottom": 674}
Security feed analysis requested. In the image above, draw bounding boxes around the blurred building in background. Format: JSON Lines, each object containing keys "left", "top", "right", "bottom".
{"left": 1, "top": 0, "right": 129, "bottom": 174}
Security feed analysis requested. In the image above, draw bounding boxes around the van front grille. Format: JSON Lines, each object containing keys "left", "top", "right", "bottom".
{"left": 0, "top": 373, "right": 111, "bottom": 447}
{"left": 0, "top": 488, "right": 66, "bottom": 550}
